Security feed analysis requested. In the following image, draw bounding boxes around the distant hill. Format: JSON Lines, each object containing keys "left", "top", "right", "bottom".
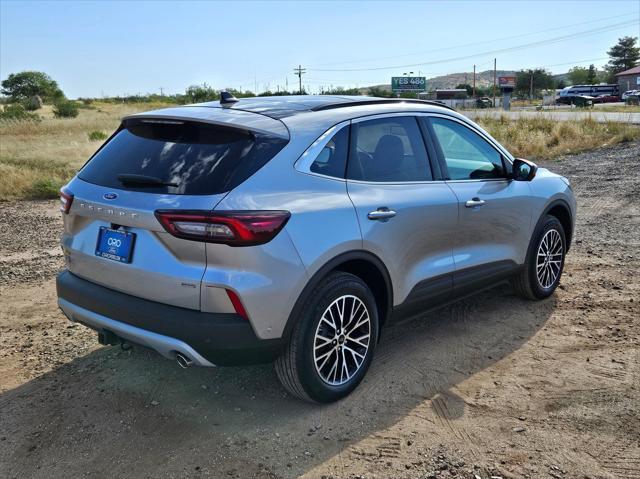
{"left": 552, "top": 73, "right": 570, "bottom": 85}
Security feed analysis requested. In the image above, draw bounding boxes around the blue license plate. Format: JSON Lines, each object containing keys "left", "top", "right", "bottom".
{"left": 95, "top": 227, "right": 136, "bottom": 263}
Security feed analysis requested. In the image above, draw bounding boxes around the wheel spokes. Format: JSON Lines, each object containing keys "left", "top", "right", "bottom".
{"left": 536, "top": 228, "right": 563, "bottom": 290}
{"left": 313, "top": 295, "right": 371, "bottom": 386}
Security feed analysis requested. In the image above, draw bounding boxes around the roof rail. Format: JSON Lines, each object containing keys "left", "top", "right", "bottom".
{"left": 311, "top": 98, "right": 456, "bottom": 112}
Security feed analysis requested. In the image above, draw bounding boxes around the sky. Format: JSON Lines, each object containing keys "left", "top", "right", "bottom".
{"left": 1, "top": 0, "right": 639, "bottom": 98}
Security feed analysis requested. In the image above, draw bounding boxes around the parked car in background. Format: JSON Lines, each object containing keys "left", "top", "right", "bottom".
{"left": 57, "top": 95, "right": 576, "bottom": 403}
{"left": 621, "top": 90, "right": 639, "bottom": 101}
{"left": 476, "top": 97, "right": 493, "bottom": 108}
{"left": 592, "top": 94, "right": 620, "bottom": 104}
{"left": 626, "top": 93, "right": 640, "bottom": 105}
{"left": 557, "top": 95, "right": 594, "bottom": 108}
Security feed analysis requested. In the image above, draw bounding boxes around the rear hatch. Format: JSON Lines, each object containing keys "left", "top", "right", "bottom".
{"left": 61, "top": 106, "right": 288, "bottom": 310}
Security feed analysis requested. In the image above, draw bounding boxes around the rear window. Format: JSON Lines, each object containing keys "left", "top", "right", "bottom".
{"left": 78, "top": 119, "right": 288, "bottom": 195}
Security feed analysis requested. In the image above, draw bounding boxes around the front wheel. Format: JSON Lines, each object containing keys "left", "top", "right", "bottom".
{"left": 512, "top": 215, "right": 566, "bottom": 300}
{"left": 275, "top": 272, "right": 379, "bottom": 403}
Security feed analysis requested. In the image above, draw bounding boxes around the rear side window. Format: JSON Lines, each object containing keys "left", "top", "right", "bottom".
{"left": 310, "top": 125, "right": 349, "bottom": 178}
{"left": 347, "top": 117, "right": 432, "bottom": 182}
{"left": 78, "top": 120, "right": 288, "bottom": 195}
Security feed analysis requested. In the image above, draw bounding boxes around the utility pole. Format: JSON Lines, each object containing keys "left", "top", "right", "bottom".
{"left": 294, "top": 65, "right": 306, "bottom": 94}
{"left": 529, "top": 70, "right": 534, "bottom": 101}
{"left": 493, "top": 58, "right": 497, "bottom": 108}
{"left": 472, "top": 64, "right": 476, "bottom": 98}
{"left": 159, "top": 87, "right": 164, "bottom": 97}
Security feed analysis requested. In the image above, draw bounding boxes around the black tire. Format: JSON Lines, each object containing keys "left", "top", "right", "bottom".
{"left": 275, "top": 272, "right": 379, "bottom": 403}
{"left": 512, "top": 215, "right": 566, "bottom": 300}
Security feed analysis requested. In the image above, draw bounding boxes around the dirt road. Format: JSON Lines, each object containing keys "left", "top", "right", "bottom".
{"left": 1, "top": 141, "right": 638, "bottom": 479}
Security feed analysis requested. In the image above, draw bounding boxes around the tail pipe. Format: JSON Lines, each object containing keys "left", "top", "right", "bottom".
{"left": 175, "top": 352, "right": 193, "bottom": 369}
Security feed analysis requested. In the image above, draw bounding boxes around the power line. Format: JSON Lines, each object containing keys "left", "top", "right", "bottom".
{"left": 308, "top": 19, "right": 638, "bottom": 72}
{"left": 312, "top": 12, "right": 634, "bottom": 68}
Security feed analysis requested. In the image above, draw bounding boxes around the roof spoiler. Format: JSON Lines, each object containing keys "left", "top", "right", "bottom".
{"left": 122, "top": 107, "right": 289, "bottom": 140}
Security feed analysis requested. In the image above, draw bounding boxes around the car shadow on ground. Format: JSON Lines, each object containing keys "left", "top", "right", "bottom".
{"left": 1, "top": 284, "right": 556, "bottom": 479}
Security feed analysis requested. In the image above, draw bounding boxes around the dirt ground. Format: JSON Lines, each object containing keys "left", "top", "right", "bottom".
{"left": 1, "top": 141, "right": 638, "bottom": 479}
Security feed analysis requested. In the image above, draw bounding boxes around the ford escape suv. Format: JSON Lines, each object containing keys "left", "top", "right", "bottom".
{"left": 57, "top": 95, "right": 576, "bottom": 403}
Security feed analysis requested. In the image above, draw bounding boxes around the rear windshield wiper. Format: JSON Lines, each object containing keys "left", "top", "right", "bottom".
{"left": 117, "top": 174, "right": 179, "bottom": 187}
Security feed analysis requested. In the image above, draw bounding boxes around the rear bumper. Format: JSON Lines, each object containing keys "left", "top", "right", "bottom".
{"left": 56, "top": 271, "right": 286, "bottom": 366}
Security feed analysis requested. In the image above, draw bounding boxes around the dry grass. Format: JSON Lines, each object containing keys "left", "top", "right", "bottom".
{"left": 1, "top": 104, "right": 639, "bottom": 200}
{"left": 0, "top": 102, "right": 170, "bottom": 200}
{"left": 590, "top": 105, "right": 640, "bottom": 113}
{"left": 476, "top": 115, "right": 640, "bottom": 160}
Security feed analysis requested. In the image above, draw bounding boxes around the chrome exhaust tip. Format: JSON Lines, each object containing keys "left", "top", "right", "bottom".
{"left": 175, "top": 352, "right": 193, "bottom": 369}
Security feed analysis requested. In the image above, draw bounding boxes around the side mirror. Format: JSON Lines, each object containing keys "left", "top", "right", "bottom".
{"left": 512, "top": 158, "right": 538, "bottom": 181}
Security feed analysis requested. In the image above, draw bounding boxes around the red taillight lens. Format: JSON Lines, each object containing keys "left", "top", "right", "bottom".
{"left": 154, "top": 210, "right": 291, "bottom": 246}
{"left": 59, "top": 189, "right": 73, "bottom": 214}
{"left": 226, "top": 289, "right": 249, "bottom": 320}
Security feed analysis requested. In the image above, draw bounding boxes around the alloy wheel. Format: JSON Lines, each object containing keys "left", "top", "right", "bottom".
{"left": 536, "top": 229, "right": 563, "bottom": 289}
{"left": 313, "top": 295, "right": 371, "bottom": 386}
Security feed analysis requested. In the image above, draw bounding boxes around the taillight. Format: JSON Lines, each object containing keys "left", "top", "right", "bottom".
{"left": 154, "top": 210, "right": 291, "bottom": 246}
{"left": 59, "top": 189, "right": 73, "bottom": 214}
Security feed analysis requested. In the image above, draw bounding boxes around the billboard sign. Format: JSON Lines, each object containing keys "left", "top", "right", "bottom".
{"left": 498, "top": 75, "right": 517, "bottom": 89}
{"left": 392, "top": 76, "right": 426, "bottom": 92}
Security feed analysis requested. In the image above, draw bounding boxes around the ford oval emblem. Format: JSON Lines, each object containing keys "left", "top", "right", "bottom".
{"left": 103, "top": 192, "right": 118, "bottom": 200}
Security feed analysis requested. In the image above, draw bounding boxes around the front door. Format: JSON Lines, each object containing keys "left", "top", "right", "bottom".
{"left": 424, "top": 115, "right": 532, "bottom": 292}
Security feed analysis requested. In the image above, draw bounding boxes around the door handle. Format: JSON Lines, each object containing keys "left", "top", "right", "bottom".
{"left": 465, "top": 198, "right": 486, "bottom": 208}
{"left": 368, "top": 207, "right": 397, "bottom": 221}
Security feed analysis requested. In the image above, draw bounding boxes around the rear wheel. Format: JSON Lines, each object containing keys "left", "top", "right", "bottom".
{"left": 275, "top": 272, "right": 378, "bottom": 403}
{"left": 512, "top": 215, "right": 566, "bottom": 300}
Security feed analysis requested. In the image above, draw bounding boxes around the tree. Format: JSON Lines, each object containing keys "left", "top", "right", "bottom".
{"left": 515, "top": 69, "right": 554, "bottom": 98}
{"left": 567, "top": 66, "right": 590, "bottom": 85}
{"left": 367, "top": 86, "right": 393, "bottom": 98}
{"left": 1, "top": 71, "right": 64, "bottom": 103}
{"left": 586, "top": 64, "right": 598, "bottom": 84}
{"left": 605, "top": 36, "right": 640, "bottom": 80}
{"left": 184, "top": 83, "right": 217, "bottom": 103}
{"left": 455, "top": 83, "right": 473, "bottom": 96}
{"left": 567, "top": 64, "right": 604, "bottom": 86}
{"left": 321, "top": 86, "right": 361, "bottom": 95}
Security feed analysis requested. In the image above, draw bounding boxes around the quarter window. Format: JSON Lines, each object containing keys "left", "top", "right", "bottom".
{"left": 347, "top": 117, "right": 432, "bottom": 182}
{"left": 310, "top": 126, "right": 349, "bottom": 178}
{"left": 428, "top": 117, "right": 505, "bottom": 180}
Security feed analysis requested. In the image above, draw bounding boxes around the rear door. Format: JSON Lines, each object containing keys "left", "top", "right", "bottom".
{"left": 61, "top": 111, "right": 288, "bottom": 310}
{"left": 423, "top": 115, "right": 532, "bottom": 292}
{"left": 345, "top": 114, "right": 458, "bottom": 310}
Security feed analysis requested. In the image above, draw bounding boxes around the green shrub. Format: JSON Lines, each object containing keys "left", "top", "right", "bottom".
{"left": 88, "top": 130, "right": 108, "bottom": 141}
{"left": 29, "top": 178, "right": 66, "bottom": 199}
{"left": 53, "top": 100, "right": 79, "bottom": 118}
{"left": 0, "top": 103, "right": 40, "bottom": 121}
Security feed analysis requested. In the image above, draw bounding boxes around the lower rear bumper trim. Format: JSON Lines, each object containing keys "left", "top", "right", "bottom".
{"left": 58, "top": 298, "right": 216, "bottom": 367}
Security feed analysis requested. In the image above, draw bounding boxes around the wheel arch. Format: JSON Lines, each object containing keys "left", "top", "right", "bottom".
{"left": 542, "top": 199, "right": 573, "bottom": 250}
{"left": 282, "top": 250, "right": 393, "bottom": 340}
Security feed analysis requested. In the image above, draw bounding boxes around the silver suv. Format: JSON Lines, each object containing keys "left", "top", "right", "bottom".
{"left": 57, "top": 95, "right": 576, "bottom": 402}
